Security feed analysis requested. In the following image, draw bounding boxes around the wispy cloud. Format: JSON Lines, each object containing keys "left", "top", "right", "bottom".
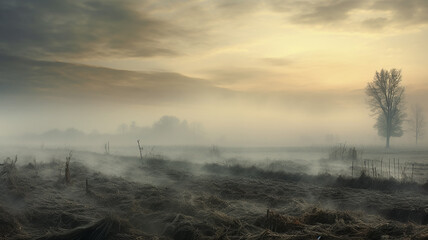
{"left": 361, "top": 17, "right": 390, "bottom": 30}
{"left": 261, "top": 57, "right": 294, "bottom": 67}
{"left": 0, "top": 54, "right": 231, "bottom": 104}
{"left": 372, "top": 0, "right": 428, "bottom": 27}
{"left": 0, "top": 0, "right": 193, "bottom": 59}
{"left": 288, "top": 0, "right": 365, "bottom": 25}
{"left": 268, "top": 0, "right": 428, "bottom": 31}
{"left": 1, "top": 0, "right": 427, "bottom": 62}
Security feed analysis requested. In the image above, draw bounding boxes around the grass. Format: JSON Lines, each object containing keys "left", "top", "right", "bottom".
{"left": 203, "top": 162, "right": 428, "bottom": 195}
{"left": 329, "top": 144, "right": 360, "bottom": 161}
{"left": 1, "top": 156, "right": 18, "bottom": 189}
{"left": 1, "top": 149, "right": 428, "bottom": 239}
{"left": 335, "top": 172, "right": 426, "bottom": 193}
{"left": 35, "top": 215, "right": 127, "bottom": 240}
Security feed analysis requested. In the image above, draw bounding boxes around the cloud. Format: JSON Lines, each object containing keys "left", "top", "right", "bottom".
{"left": 1, "top": 0, "right": 427, "bottom": 62}
{"left": 0, "top": 54, "right": 368, "bottom": 117}
{"left": 361, "top": 17, "right": 389, "bottom": 30}
{"left": 210, "top": 0, "right": 428, "bottom": 34}
{"left": 0, "top": 0, "right": 191, "bottom": 59}
{"left": 0, "top": 54, "right": 230, "bottom": 104}
{"left": 204, "top": 67, "right": 271, "bottom": 84}
{"left": 261, "top": 57, "right": 294, "bottom": 66}
{"left": 268, "top": 0, "right": 428, "bottom": 31}
{"left": 289, "top": 0, "right": 365, "bottom": 25}
{"left": 202, "top": 67, "right": 289, "bottom": 91}
{"left": 372, "top": 0, "right": 428, "bottom": 26}
{"left": 215, "top": 0, "right": 263, "bottom": 18}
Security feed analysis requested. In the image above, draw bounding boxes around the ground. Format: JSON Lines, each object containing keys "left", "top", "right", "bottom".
{"left": 0, "top": 149, "right": 427, "bottom": 239}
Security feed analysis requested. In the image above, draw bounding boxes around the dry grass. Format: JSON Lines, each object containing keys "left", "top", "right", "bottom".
{"left": 35, "top": 215, "right": 128, "bottom": 240}
{"left": 0, "top": 150, "right": 427, "bottom": 239}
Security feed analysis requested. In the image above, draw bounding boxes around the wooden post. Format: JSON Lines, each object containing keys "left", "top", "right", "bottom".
{"left": 374, "top": 160, "right": 377, "bottom": 177}
{"left": 105, "top": 141, "right": 110, "bottom": 155}
{"left": 137, "top": 140, "right": 143, "bottom": 160}
{"left": 398, "top": 159, "right": 400, "bottom": 180}
{"left": 364, "top": 160, "right": 366, "bottom": 173}
{"left": 393, "top": 158, "right": 396, "bottom": 179}
{"left": 65, "top": 151, "right": 72, "bottom": 184}
{"left": 388, "top": 158, "right": 390, "bottom": 178}
{"left": 266, "top": 209, "right": 271, "bottom": 230}
{"left": 351, "top": 159, "right": 354, "bottom": 177}
{"left": 411, "top": 163, "right": 415, "bottom": 182}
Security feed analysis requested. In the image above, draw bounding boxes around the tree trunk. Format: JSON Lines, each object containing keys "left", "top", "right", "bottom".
{"left": 386, "top": 114, "right": 391, "bottom": 149}
{"left": 386, "top": 135, "right": 390, "bottom": 148}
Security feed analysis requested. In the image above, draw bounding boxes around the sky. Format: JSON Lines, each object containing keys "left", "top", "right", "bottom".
{"left": 0, "top": 0, "right": 428, "bottom": 146}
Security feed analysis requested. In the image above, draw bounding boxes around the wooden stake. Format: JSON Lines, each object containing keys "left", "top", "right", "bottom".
{"left": 364, "top": 160, "right": 366, "bottom": 173}
{"left": 137, "top": 140, "right": 143, "bottom": 160}
{"left": 398, "top": 159, "right": 400, "bottom": 180}
{"left": 65, "top": 151, "right": 72, "bottom": 184}
{"left": 388, "top": 158, "right": 390, "bottom": 178}
{"left": 393, "top": 158, "right": 396, "bottom": 179}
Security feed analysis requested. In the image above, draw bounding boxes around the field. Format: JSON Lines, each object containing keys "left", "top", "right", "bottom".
{"left": 1, "top": 146, "right": 428, "bottom": 239}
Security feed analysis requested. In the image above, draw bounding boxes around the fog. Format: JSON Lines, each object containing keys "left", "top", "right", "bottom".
{"left": 1, "top": 103, "right": 427, "bottom": 148}
{"left": 1, "top": 0, "right": 428, "bottom": 239}
{"left": 1, "top": 54, "right": 427, "bottom": 147}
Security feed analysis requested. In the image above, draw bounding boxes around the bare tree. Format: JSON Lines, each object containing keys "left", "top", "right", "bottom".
{"left": 366, "top": 69, "right": 406, "bottom": 148}
{"left": 409, "top": 105, "right": 425, "bottom": 145}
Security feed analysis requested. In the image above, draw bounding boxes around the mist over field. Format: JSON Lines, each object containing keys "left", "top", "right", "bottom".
{"left": 1, "top": 0, "right": 428, "bottom": 239}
